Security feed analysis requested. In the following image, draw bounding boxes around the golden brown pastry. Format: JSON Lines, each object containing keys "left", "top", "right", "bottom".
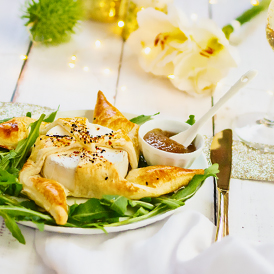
{"left": 125, "top": 166, "right": 204, "bottom": 199}
{"left": 0, "top": 117, "right": 48, "bottom": 150}
{"left": 93, "top": 90, "right": 140, "bottom": 160}
{"left": 68, "top": 162, "right": 204, "bottom": 200}
{"left": 19, "top": 135, "right": 82, "bottom": 225}
{"left": 0, "top": 117, "right": 36, "bottom": 150}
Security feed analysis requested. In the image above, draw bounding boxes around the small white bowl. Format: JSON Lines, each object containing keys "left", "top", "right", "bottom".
{"left": 138, "top": 119, "right": 204, "bottom": 168}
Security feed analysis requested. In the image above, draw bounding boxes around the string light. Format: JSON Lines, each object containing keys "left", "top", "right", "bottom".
{"left": 216, "top": 81, "right": 223, "bottom": 89}
{"left": 71, "top": 55, "right": 76, "bottom": 61}
{"left": 68, "top": 63, "right": 75, "bottom": 68}
{"left": 95, "top": 40, "right": 101, "bottom": 47}
{"left": 83, "top": 66, "right": 89, "bottom": 71}
{"left": 209, "top": 0, "right": 218, "bottom": 4}
{"left": 143, "top": 47, "right": 151, "bottom": 54}
{"left": 109, "top": 9, "right": 115, "bottom": 17}
{"left": 20, "top": 55, "right": 28, "bottom": 60}
{"left": 121, "top": 86, "right": 127, "bottom": 91}
{"left": 167, "top": 75, "right": 175, "bottom": 79}
{"left": 118, "top": 21, "right": 125, "bottom": 27}
{"left": 267, "top": 90, "right": 274, "bottom": 96}
{"left": 104, "top": 68, "right": 111, "bottom": 74}
{"left": 250, "top": 0, "right": 259, "bottom": 6}
{"left": 190, "top": 13, "right": 198, "bottom": 21}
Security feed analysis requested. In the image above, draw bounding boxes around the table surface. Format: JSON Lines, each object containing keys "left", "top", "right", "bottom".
{"left": 1, "top": 0, "right": 274, "bottom": 270}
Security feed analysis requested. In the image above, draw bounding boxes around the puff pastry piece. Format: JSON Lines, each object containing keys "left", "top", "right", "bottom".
{"left": 0, "top": 117, "right": 48, "bottom": 150}
{"left": 125, "top": 166, "right": 204, "bottom": 199}
{"left": 93, "top": 90, "right": 140, "bottom": 160}
{"left": 0, "top": 117, "right": 35, "bottom": 150}
{"left": 19, "top": 135, "right": 82, "bottom": 224}
{"left": 69, "top": 162, "right": 204, "bottom": 200}
{"left": 21, "top": 175, "right": 68, "bottom": 225}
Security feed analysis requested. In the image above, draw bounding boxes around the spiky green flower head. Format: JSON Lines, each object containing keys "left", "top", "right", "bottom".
{"left": 22, "top": 0, "right": 84, "bottom": 45}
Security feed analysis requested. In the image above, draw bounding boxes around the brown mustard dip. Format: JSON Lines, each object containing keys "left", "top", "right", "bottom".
{"left": 143, "top": 128, "right": 196, "bottom": 154}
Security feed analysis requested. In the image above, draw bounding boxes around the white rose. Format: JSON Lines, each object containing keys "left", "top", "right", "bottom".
{"left": 127, "top": 6, "right": 189, "bottom": 76}
{"left": 171, "top": 19, "right": 238, "bottom": 96}
{"left": 127, "top": 5, "right": 239, "bottom": 96}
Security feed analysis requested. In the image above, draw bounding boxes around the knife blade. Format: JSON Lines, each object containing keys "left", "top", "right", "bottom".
{"left": 210, "top": 129, "right": 233, "bottom": 241}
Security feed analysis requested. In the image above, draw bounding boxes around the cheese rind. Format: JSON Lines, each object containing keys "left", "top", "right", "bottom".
{"left": 42, "top": 151, "right": 80, "bottom": 192}
{"left": 42, "top": 147, "right": 129, "bottom": 193}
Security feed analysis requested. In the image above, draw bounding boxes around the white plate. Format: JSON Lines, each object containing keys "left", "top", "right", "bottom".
{"left": 0, "top": 105, "right": 210, "bottom": 234}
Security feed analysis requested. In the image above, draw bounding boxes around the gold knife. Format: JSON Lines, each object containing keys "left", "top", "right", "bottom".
{"left": 210, "top": 129, "right": 233, "bottom": 242}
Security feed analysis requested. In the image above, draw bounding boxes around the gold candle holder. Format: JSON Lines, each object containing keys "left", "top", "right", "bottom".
{"left": 82, "top": 0, "right": 121, "bottom": 22}
{"left": 120, "top": 1, "right": 168, "bottom": 40}
{"left": 81, "top": 0, "right": 168, "bottom": 39}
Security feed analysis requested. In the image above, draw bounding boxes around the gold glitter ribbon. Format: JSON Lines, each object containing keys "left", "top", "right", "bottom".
{"left": 203, "top": 136, "right": 274, "bottom": 182}
{"left": 0, "top": 102, "right": 53, "bottom": 119}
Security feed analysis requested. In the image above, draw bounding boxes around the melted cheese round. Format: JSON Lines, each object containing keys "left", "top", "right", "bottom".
{"left": 42, "top": 123, "right": 129, "bottom": 192}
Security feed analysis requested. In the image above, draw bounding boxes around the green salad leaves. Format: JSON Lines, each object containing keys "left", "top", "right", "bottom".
{"left": 129, "top": 112, "right": 160, "bottom": 124}
{"left": 0, "top": 111, "right": 218, "bottom": 244}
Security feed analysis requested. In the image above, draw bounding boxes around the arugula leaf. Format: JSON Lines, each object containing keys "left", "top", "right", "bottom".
{"left": 1, "top": 109, "right": 58, "bottom": 172}
{"left": 0, "top": 169, "right": 22, "bottom": 196}
{"left": 4, "top": 183, "right": 23, "bottom": 197}
{"left": 81, "top": 223, "right": 108, "bottom": 233}
{"left": 43, "top": 106, "right": 59, "bottom": 123}
{"left": 152, "top": 197, "right": 185, "bottom": 209}
{"left": 100, "top": 195, "right": 129, "bottom": 215}
{"left": 34, "top": 222, "right": 44, "bottom": 232}
{"left": 0, "top": 118, "right": 13, "bottom": 124}
{"left": 0, "top": 114, "right": 46, "bottom": 174}
{"left": 20, "top": 200, "right": 40, "bottom": 211}
{"left": 138, "top": 154, "right": 148, "bottom": 168}
{"left": 172, "top": 164, "right": 219, "bottom": 201}
{"left": 186, "top": 115, "right": 195, "bottom": 125}
{"left": 0, "top": 212, "right": 25, "bottom": 244}
{"left": 130, "top": 112, "right": 160, "bottom": 125}
{"left": 0, "top": 193, "right": 22, "bottom": 206}
{"left": 68, "top": 203, "right": 78, "bottom": 216}
{"left": 0, "top": 151, "right": 17, "bottom": 171}
{"left": 0, "top": 147, "right": 9, "bottom": 154}
{"left": 0, "top": 169, "right": 19, "bottom": 184}
{"left": 0, "top": 205, "right": 53, "bottom": 222}
{"left": 105, "top": 203, "right": 169, "bottom": 227}
{"left": 129, "top": 200, "right": 154, "bottom": 210}
{"left": 70, "top": 198, "right": 116, "bottom": 222}
{"left": 133, "top": 207, "right": 149, "bottom": 217}
{"left": 12, "top": 114, "right": 45, "bottom": 170}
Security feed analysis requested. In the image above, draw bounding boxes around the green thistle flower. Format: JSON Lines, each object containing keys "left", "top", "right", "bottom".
{"left": 22, "top": 0, "right": 84, "bottom": 45}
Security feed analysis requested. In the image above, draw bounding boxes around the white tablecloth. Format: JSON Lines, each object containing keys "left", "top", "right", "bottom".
{"left": 2, "top": 210, "right": 273, "bottom": 274}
